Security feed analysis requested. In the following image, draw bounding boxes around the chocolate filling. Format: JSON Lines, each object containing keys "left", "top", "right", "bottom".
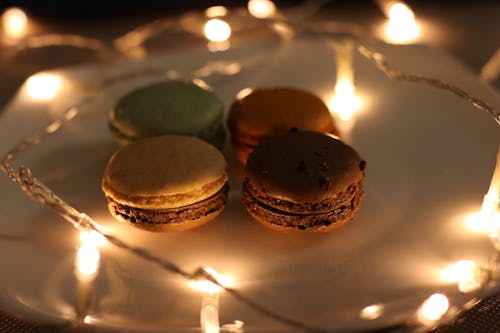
{"left": 108, "top": 184, "right": 228, "bottom": 226}
{"left": 242, "top": 182, "right": 363, "bottom": 231}
{"left": 244, "top": 179, "right": 361, "bottom": 214}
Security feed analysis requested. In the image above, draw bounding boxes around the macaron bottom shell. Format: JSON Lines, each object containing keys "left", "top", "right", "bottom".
{"left": 242, "top": 182, "right": 364, "bottom": 232}
{"left": 106, "top": 183, "right": 229, "bottom": 232}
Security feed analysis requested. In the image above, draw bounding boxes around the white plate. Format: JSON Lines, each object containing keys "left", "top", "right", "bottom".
{"left": 0, "top": 38, "right": 499, "bottom": 332}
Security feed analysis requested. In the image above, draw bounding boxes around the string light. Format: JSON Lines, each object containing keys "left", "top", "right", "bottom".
{"left": 74, "top": 231, "right": 102, "bottom": 323}
{"left": 1, "top": 7, "right": 27, "bottom": 41}
{"left": 247, "top": 0, "right": 277, "bottom": 19}
{"left": 221, "top": 320, "right": 244, "bottom": 332}
{"left": 80, "top": 230, "right": 107, "bottom": 247}
{"left": 376, "top": 0, "right": 419, "bottom": 43}
{"left": 417, "top": 293, "right": 450, "bottom": 324}
{"left": 204, "top": 18, "right": 231, "bottom": 52}
{"left": 328, "top": 80, "right": 362, "bottom": 121}
{"left": 465, "top": 148, "right": 500, "bottom": 239}
{"left": 235, "top": 87, "right": 254, "bottom": 100}
{"left": 465, "top": 210, "right": 500, "bottom": 234}
{"left": 205, "top": 6, "right": 228, "bottom": 18}
{"left": 482, "top": 148, "right": 500, "bottom": 216}
{"left": 25, "top": 73, "right": 62, "bottom": 100}
{"left": 1, "top": 4, "right": 499, "bottom": 332}
{"left": 204, "top": 19, "right": 231, "bottom": 42}
{"left": 442, "top": 260, "right": 486, "bottom": 293}
{"left": 328, "top": 39, "right": 362, "bottom": 121}
{"left": 75, "top": 244, "right": 100, "bottom": 278}
{"left": 190, "top": 267, "right": 223, "bottom": 333}
{"left": 360, "top": 304, "right": 384, "bottom": 320}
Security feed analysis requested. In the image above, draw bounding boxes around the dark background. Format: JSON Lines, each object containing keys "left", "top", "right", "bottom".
{"left": 0, "top": 0, "right": 498, "bottom": 108}
{"left": 1, "top": 1, "right": 497, "bottom": 73}
{"left": 0, "top": 1, "right": 496, "bottom": 19}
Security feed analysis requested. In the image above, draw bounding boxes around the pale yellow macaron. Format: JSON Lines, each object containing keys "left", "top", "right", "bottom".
{"left": 102, "top": 135, "right": 229, "bottom": 232}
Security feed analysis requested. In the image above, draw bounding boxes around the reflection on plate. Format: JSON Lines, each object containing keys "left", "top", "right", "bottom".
{"left": 0, "top": 37, "right": 499, "bottom": 332}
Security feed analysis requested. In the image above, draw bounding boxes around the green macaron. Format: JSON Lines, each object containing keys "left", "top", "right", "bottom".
{"left": 109, "top": 80, "right": 225, "bottom": 148}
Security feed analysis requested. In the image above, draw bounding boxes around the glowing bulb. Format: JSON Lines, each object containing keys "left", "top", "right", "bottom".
{"left": 192, "top": 78, "right": 212, "bottom": 91}
{"left": 205, "top": 6, "right": 228, "bottom": 18}
{"left": 388, "top": 3, "right": 414, "bottom": 21}
{"left": 386, "top": 19, "right": 418, "bottom": 43}
{"left": 360, "top": 304, "right": 384, "bottom": 320}
{"left": 330, "top": 39, "right": 362, "bottom": 121}
{"left": 385, "top": 2, "right": 419, "bottom": 43}
{"left": 236, "top": 87, "right": 253, "bottom": 100}
{"left": 75, "top": 244, "right": 100, "bottom": 279}
{"left": 248, "top": 0, "right": 277, "bottom": 19}
{"left": 190, "top": 267, "right": 233, "bottom": 293}
{"left": 465, "top": 210, "right": 500, "bottom": 234}
{"left": 201, "top": 294, "right": 219, "bottom": 333}
{"left": 328, "top": 80, "right": 362, "bottom": 121}
{"left": 442, "top": 260, "right": 485, "bottom": 293}
{"left": 1, "top": 7, "right": 27, "bottom": 39}
{"left": 482, "top": 148, "right": 500, "bottom": 216}
{"left": 25, "top": 74, "right": 62, "bottom": 100}
{"left": 418, "top": 293, "right": 449, "bottom": 322}
{"left": 221, "top": 320, "right": 244, "bottom": 332}
{"left": 80, "top": 230, "right": 106, "bottom": 247}
{"left": 442, "top": 260, "right": 476, "bottom": 282}
{"left": 190, "top": 267, "right": 222, "bottom": 333}
{"left": 204, "top": 19, "right": 231, "bottom": 42}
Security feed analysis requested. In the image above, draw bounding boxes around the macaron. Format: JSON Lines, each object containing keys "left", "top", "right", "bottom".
{"left": 109, "top": 80, "right": 225, "bottom": 148}
{"left": 242, "top": 130, "right": 365, "bottom": 232}
{"left": 102, "top": 135, "right": 229, "bottom": 232}
{"left": 227, "top": 86, "right": 339, "bottom": 164}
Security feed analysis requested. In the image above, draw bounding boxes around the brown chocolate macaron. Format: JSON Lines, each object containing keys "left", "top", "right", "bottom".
{"left": 242, "top": 130, "right": 365, "bottom": 232}
{"left": 228, "top": 87, "right": 339, "bottom": 164}
{"left": 102, "top": 135, "right": 229, "bottom": 232}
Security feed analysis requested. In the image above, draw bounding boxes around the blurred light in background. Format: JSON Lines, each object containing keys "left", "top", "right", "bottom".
{"left": 328, "top": 80, "right": 362, "bottom": 121}
{"left": 25, "top": 73, "right": 62, "bottom": 100}
{"left": 360, "top": 304, "right": 384, "bottom": 320}
{"left": 204, "top": 18, "right": 231, "bottom": 42}
{"left": 1, "top": 7, "right": 28, "bottom": 40}
{"left": 75, "top": 243, "right": 100, "bottom": 279}
{"left": 205, "top": 6, "right": 228, "bottom": 18}
{"left": 418, "top": 293, "right": 450, "bottom": 323}
{"left": 247, "top": 0, "right": 277, "bottom": 19}
{"left": 385, "top": 2, "right": 419, "bottom": 43}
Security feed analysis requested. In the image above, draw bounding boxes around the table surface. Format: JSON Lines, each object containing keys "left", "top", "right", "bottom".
{"left": 0, "top": 1, "right": 498, "bottom": 333}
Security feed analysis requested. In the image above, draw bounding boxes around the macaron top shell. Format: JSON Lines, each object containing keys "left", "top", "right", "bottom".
{"left": 228, "top": 87, "right": 338, "bottom": 145}
{"left": 245, "top": 131, "right": 364, "bottom": 204}
{"left": 103, "top": 135, "right": 228, "bottom": 209}
{"left": 110, "top": 80, "right": 224, "bottom": 142}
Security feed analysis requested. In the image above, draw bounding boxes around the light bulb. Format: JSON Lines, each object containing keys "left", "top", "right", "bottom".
{"left": 80, "top": 230, "right": 106, "bottom": 247}
{"left": 418, "top": 293, "right": 449, "bottom": 322}
{"left": 75, "top": 244, "right": 100, "bottom": 279}
{"left": 328, "top": 80, "right": 362, "bottom": 121}
{"left": 2, "top": 7, "right": 27, "bottom": 39}
{"left": 384, "top": 2, "right": 419, "bottom": 43}
{"left": 360, "top": 304, "right": 384, "bottom": 320}
{"left": 25, "top": 73, "right": 62, "bottom": 100}
{"left": 204, "top": 19, "right": 231, "bottom": 42}
{"left": 248, "top": 0, "right": 277, "bottom": 19}
{"left": 442, "top": 260, "right": 484, "bottom": 293}
{"left": 205, "top": 6, "right": 228, "bottom": 18}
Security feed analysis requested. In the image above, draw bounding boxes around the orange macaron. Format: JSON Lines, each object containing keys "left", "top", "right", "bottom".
{"left": 227, "top": 86, "right": 339, "bottom": 164}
